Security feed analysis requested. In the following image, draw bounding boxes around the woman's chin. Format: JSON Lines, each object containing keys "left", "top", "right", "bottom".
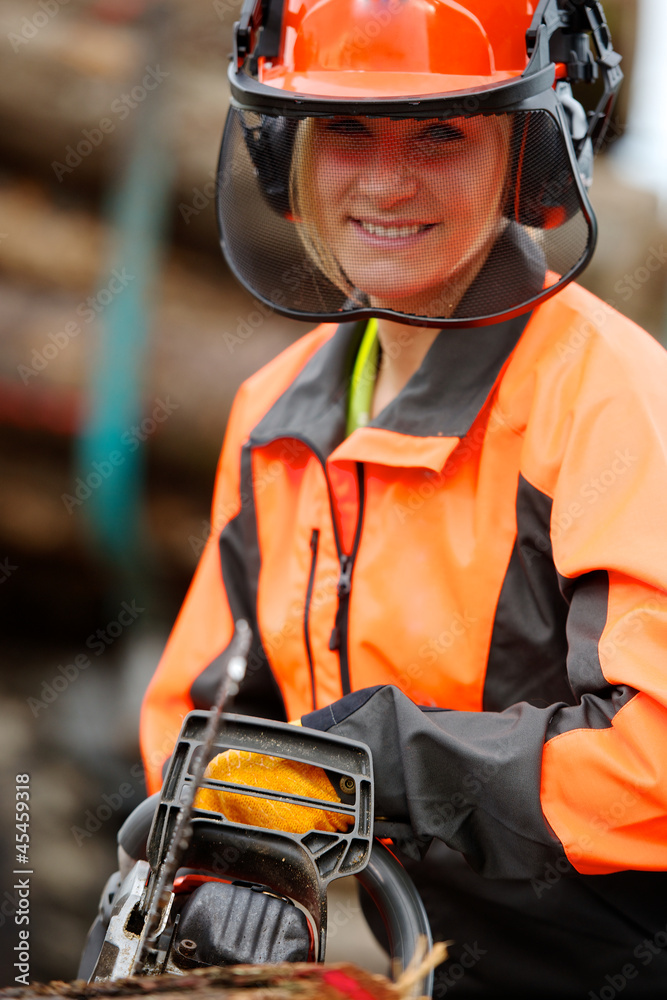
{"left": 358, "top": 282, "right": 456, "bottom": 318}
{"left": 337, "top": 225, "right": 504, "bottom": 316}
{"left": 347, "top": 272, "right": 452, "bottom": 316}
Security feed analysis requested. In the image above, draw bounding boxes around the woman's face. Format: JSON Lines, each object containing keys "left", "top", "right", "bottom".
{"left": 307, "top": 114, "right": 510, "bottom": 315}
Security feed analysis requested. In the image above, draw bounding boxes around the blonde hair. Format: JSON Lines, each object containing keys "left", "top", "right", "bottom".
{"left": 289, "top": 118, "right": 365, "bottom": 302}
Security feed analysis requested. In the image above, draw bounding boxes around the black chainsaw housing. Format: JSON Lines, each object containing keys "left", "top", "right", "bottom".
{"left": 172, "top": 880, "right": 311, "bottom": 968}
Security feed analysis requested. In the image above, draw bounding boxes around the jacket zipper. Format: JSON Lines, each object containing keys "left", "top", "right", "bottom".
{"left": 304, "top": 527, "right": 320, "bottom": 710}
{"left": 253, "top": 434, "right": 365, "bottom": 701}
{"left": 328, "top": 463, "right": 366, "bottom": 696}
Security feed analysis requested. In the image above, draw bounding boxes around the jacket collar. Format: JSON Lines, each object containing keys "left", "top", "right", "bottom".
{"left": 250, "top": 319, "right": 361, "bottom": 461}
{"left": 249, "top": 308, "right": 531, "bottom": 471}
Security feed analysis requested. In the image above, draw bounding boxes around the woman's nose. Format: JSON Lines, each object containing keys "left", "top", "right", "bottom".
{"left": 356, "top": 150, "right": 419, "bottom": 204}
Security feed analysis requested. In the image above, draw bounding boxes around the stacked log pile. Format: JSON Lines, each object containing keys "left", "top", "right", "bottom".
{"left": 0, "top": 15, "right": 305, "bottom": 982}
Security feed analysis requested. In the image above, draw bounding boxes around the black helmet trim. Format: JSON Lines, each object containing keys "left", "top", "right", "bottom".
{"left": 228, "top": 62, "right": 558, "bottom": 119}
{"left": 218, "top": 225, "right": 596, "bottom": 331}
{"left": 217, "top": 89, "right": 598, "bottom": 328}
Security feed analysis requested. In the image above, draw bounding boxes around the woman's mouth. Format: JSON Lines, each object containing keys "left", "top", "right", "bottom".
{"left": 351, "top": 218, "right": 437, "bottom": 242}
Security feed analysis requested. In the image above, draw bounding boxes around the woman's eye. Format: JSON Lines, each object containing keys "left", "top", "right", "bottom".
{"left": 420, "top": 123, "right": 465, "bottom": 144}
{"left": 324, "top": 118, "right": 371, "bottom": 138}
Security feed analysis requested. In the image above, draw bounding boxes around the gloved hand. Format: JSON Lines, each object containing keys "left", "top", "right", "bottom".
{"left": 194, "top": 748, "right": 351, "bottom": 834}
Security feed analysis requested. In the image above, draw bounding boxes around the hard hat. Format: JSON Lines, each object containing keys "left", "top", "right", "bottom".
{"left": 217, "top": 0, "right": 622, "bottom": 328}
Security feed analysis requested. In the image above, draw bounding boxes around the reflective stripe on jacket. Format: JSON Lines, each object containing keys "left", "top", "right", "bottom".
{"left": 140, "top": 281, "right": 667, "bottom": 880}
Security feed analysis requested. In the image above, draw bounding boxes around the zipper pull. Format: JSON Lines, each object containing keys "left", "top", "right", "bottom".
{"left": 337, "top": 554, "right": 352, "bottom": 597}
{"left": 329, "top": 555, "right": 353, "bottom": 650}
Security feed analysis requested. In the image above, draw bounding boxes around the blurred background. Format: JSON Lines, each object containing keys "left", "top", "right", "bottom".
{"left": 0, "top": 0, "right": 665, "bottom": 985}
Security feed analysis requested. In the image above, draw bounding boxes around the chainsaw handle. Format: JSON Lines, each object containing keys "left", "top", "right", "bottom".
{"left": 358, "top": 840, "right": 434, "bottom": 997}
{"left": 118, "top": 791, "right": 160, "bottom": 861}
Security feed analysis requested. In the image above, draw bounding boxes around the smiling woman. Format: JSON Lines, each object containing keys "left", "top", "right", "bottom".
{"left": 291, "top": 115, "right": 511, "bottom": 317}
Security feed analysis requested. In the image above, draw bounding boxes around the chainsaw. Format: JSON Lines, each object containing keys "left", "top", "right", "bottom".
{"left": 87, "top": 623, "right": 435, "bottom": 996}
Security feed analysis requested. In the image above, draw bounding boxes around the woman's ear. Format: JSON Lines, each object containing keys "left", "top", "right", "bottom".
{"left": 239, "top": 114, "right": 299, "bottom": 218}
{"left": 508, "top": 112, "right": 583, "bottom": 230}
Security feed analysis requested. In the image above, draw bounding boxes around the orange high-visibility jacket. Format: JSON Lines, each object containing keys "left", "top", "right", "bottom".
{"left": 141, "top": 281, "right": 667, "bottom": 880}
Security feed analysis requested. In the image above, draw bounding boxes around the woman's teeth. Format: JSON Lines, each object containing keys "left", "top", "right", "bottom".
{"left": 358, "top": 220, "right": 429, "bottom": 238}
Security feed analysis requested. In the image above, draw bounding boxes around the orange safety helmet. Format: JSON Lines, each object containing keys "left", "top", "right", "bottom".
{"left": 217, "top": 0, "right": 622, "bottom": 327}
{"left": 259, "top": 0, "right": 535, "bottom": 96}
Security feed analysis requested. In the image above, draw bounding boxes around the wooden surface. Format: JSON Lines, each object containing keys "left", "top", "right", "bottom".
{"left": 0, "top": 962, "right": 416, "bottom": 1000}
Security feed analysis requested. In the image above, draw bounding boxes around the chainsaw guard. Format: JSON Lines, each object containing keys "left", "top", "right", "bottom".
{"left": 89, "top": 713, "right": 434, "bottom": 996}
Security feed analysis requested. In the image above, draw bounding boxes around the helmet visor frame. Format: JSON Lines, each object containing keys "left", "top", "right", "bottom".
{"left": 228, "top": 61, "right": 557, "bottom": 118}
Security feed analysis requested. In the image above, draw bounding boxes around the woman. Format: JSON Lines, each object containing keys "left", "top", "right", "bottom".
{"left": 141, "top": 1, "right": 667, "bottom": 995}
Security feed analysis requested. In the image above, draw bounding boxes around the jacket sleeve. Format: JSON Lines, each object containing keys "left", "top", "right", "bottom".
{"left": 139, "top": 383, "right": 285, "bottom": 795}
{"left": 303, "top": 684, "right": 571, "bottom": 879}
{"left": 304, "top": 323, "right": 667, "bottom": 882}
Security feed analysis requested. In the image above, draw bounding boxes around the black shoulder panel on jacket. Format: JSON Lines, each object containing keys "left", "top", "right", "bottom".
{"left": 190, "top": 446, "right": 287, "bottom": 722}
{"left": 484, "top": 474, "right": 574, "bottom": 711}
{"left": 546, "top": 569, "right": 637, "bottom": 740}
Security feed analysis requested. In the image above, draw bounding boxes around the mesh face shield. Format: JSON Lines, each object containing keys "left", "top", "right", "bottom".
{"left": 218, "top": 86, "right": 596, "bottom": 328}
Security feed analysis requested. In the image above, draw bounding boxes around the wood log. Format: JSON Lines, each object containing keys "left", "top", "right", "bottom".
{"left": 0, "top": 947, "right": 448, "bottom": 1000}
{"left": 0, "top": 966, "right": 396, "bottom": 1000}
